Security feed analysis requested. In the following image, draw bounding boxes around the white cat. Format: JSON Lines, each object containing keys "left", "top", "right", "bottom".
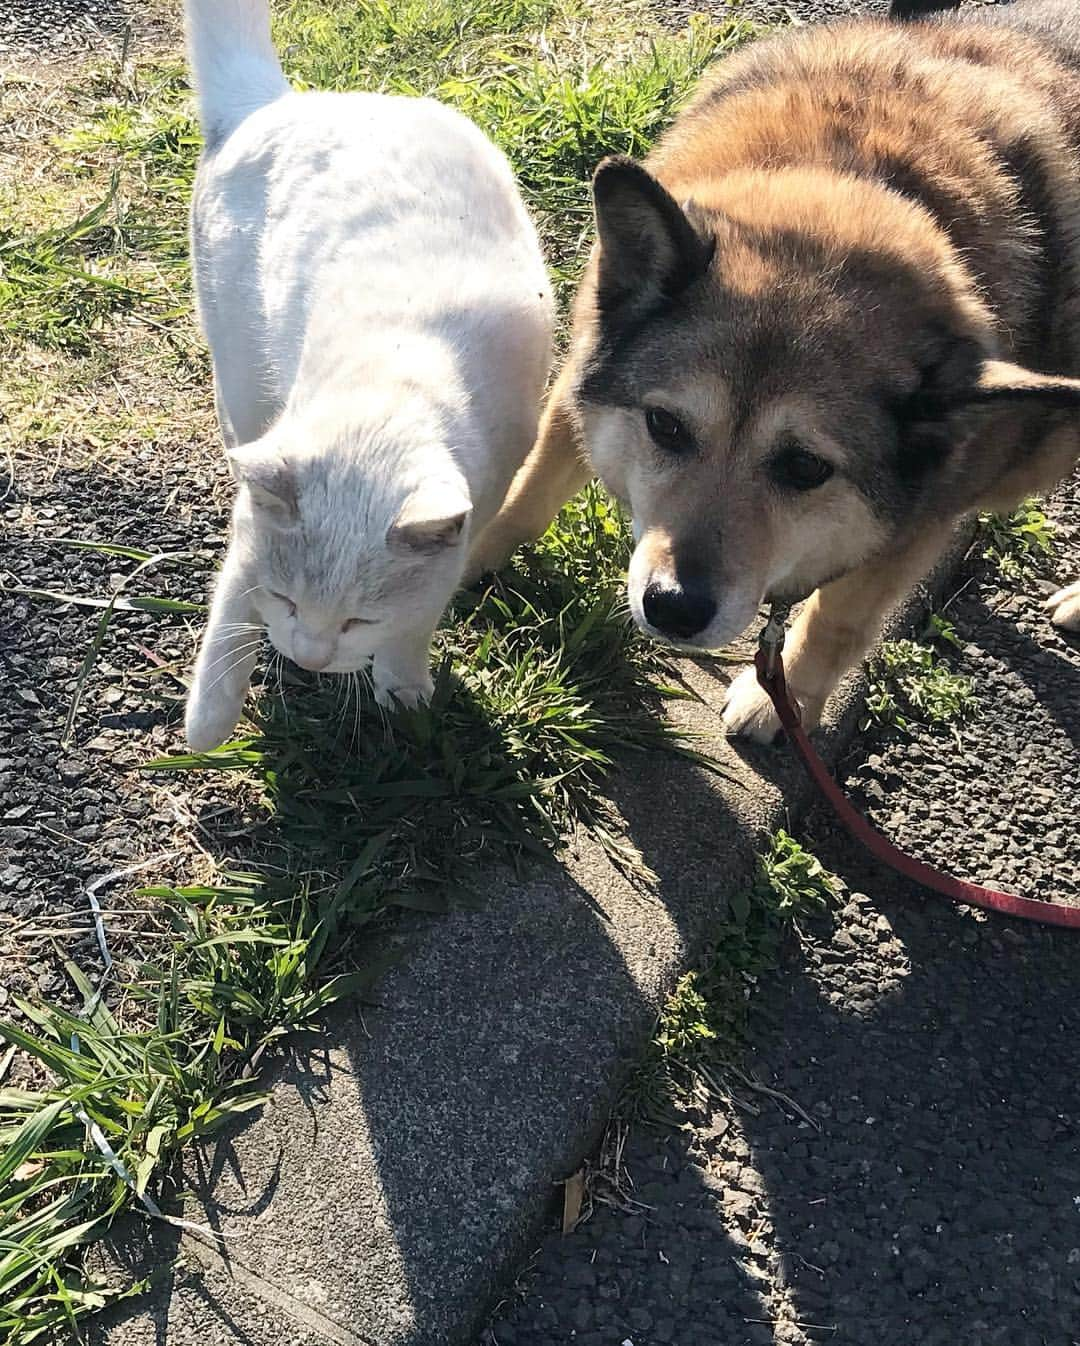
{"left": 183, "top": 0, "right": 553, "bottom": 752}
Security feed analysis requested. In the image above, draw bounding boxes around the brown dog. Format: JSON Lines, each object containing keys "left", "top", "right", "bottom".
{"left": 469, "top": 0, "right": 1080, "bottom": 741}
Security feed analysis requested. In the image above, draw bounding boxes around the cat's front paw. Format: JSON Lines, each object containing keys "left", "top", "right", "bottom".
{"left": 1046, "top": 580, "right": 1080, "bottom": 631}
{"left": 372, "top": 674, "right": 435, "bottom": 711}
{"left": 722, "top": 664, "right": 824, "bottom": 744}
{"left": 185, "top": 683, "right": 246, "bottom": 753}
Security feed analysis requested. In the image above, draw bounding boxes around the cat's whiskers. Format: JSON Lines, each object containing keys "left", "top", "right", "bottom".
{"left": 347, "top": 671, "right": 361, "bottom": 748}
{"left": 350, "top": 672, "right": 362, "bottom": 747}
{"left": 199, "top": 637, "right": 265, "bottom": 677}
{"left": 200, "top": 641, "right": 265, "bottom": 696}
{"left": 331, "top": 672, "right": 350, "bottom": 749}
{"left": 372, "top": 678, "right": 393, "bottom": 740}
{"left": 201, "top": 648, "right": 264, "bottom": 696}
{"left": 269, "top": 650, "right": 288, "bottom": 723}
{"left": 214, "top": 621, "right": 264, "bottom": 635}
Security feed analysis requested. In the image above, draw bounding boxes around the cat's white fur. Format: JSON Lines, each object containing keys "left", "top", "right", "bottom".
{"left": 183, "top": 0, "right": 553, "bottom": 751}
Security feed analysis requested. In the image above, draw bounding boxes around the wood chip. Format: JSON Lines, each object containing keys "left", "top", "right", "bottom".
{"left": 561, "top": 1168, "right": 584, "bottom": 1235}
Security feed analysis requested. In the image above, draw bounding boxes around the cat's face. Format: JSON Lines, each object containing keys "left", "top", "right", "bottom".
{"left": 230, "top": 438, "right": 471, "bottom": 673}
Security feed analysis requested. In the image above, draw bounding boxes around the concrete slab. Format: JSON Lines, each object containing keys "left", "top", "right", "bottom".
{"left": 91, "top": 545, "right": 967, "bottom": 1346}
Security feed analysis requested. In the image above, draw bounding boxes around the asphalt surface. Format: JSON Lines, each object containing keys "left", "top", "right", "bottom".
{"left": 483, "top": 474, "right": 1080, "bottom": 1346}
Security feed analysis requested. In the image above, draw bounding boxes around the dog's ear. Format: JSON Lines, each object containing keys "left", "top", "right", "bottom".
{"left": 896, "top": 336, "right": 1080, "bottom": 478}
{"left": 592, "top": 156, "right": 714, "bottom": 316}
{"left": 958, "top": 360, "right": 1080, "bottom": 410}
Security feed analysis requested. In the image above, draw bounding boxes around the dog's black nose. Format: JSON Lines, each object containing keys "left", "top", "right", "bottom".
{"left": 642, "top": 580, "right": 716, "bottom": 640}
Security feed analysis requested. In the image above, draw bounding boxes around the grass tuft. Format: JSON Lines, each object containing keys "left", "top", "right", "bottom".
{"left": 627, "top": 831, "right": 839, "bottom": 1122}
{"left": 979, "top": 497, "right": 1056, "bottom": 583}
{"left": 863, "top": 617, "right": 976, "bottom": 735}
{"left": 0, "top": 186, "right": 145, "bottom": 353}
{"left": 0, "top": 882, "right": 378, "bottom": 1343}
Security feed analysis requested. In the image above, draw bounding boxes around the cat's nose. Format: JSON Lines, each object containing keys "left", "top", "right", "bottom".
{"left": 292, "top": 632, "right": 335, "bottom": 671}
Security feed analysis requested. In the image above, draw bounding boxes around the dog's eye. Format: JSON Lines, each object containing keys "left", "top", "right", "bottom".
{"left": 341, "top": 617, "right": 375, "bottom": 633}
{"left": 645, "top": 405, "right": 693, "bottom": 454}
{"left": 269, "top": 590, "right": 297, "bottom": 616}
{"left": 770, "top": 445, "right": 834, "bottom": 491}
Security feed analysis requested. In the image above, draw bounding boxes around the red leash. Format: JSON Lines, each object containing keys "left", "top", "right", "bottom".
{"left": 753, "top": 615, "right": 1080, "bottom": 929}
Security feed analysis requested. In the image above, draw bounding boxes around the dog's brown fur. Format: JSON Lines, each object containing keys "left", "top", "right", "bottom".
{"left": 470, "top": 0, "right": 1080, "bottom": 740}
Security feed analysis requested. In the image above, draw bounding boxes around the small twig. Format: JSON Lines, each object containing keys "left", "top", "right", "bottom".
{"left": 727, "top": 1065, "right": 820, "bottom": 1131}
{"left": 37, "top": 822, "right": 92, "bottom": 848}
{"left": 20, "top": 927, "right": 179, "bottom": 943}
{"left": 745, "top": 1319, "right": 836, "bottom": 1334}
{"left": 4, "top": 906, "right": 165, "bottom": 924}
{"left": 0, "top": 443, "right": 14, "bottom": 504}
{"left": 936, "top": 573, "right": 977, "bottom": 617}
{"left": 697, "top": 1062, "right": 762, "bottom": 1116}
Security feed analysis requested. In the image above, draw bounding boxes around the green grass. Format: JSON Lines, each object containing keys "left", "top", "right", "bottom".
{"left": 863, "top": 615, "right": 977, "bottom": 736}
{"left": 627, "top": 831, "right": 839, "bottom": 1123}
{"left": 0, "top": 187, "right": 144, "bottom": 353}
{"left": 0, "top": 61, "right": 196, "bottom": 356}
{"left": 0, "top": 0, "right": 742, "bottom": 361}
{"left": 0, "top": 3, "right": 752, "bottom": 1339}
{"left": 0, "top": 884, "right": 376, "bottom": 1341}
{"left": 276, "top": 0, "right": 730, "bottom": 299}
{"left": 979, "top": 497, "right": 1056, "bottom": 584}
{"left": 863, "top": 499, "right": 1055, "bottom": 738}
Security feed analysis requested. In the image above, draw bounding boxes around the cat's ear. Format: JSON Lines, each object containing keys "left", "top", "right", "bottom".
{"left": 229, "top": 442, "right": 299, "bottom": 525}
{"left": 388, "top": 479, "right": 472, "bottom": 555}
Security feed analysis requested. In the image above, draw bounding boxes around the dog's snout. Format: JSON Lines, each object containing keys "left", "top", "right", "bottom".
{"left": 642, "top": 579, "right": 716, "bottom": 641}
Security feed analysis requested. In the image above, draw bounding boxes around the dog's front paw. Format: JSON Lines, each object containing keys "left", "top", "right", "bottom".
{"left": 462, "top": 531, "right": 513, "bottom": 587}
{"left": 722, "top": 665, "right": 784, "bottom": 743}
{"left": 185, "top": 683, "right": 245, "bottom": 753}
{"left": 722, "top": 664, "right": 826, "bottom": 743}
{"left": 372, "top": 669, "right": 435, "bottom": 711}
{"left": 1046, "top": 580, "right": 1080, "bottom": 632}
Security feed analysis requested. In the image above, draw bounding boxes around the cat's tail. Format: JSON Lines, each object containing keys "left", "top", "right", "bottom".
{"left": 185, "top": 0, "right": 290, "bottom": 148}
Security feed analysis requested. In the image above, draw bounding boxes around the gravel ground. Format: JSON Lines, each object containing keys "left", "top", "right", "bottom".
{"left": 669, "top": 1, "right": 1008, "bottom": 34}
{"left": 0, "top": 0, "right": 172, "bottom": 63}
{"left": 0, "top": 0, "right": 130, "bottom": 52}
{"left": 483, "top": 480, "right": 1080, "bottom": 1346}
{"left": 0, "top": 441, "right": 242, "bottom": 1020}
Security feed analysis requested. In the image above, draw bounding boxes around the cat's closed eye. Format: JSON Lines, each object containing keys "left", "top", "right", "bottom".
{"left": 341, "top": 617, "right": 375, "bottom": 633}
{"left": 268, "top": 590, "right": 298, "bottom": 616}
